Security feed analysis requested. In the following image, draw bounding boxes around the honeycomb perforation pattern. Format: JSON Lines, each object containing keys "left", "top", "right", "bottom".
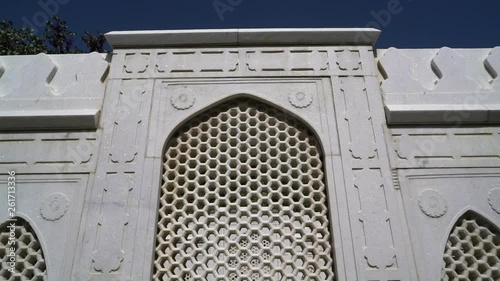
{"left": 0, "top": 219, "right": 48, "bottom": 281}
{"left": 442, "top": 213, "right": 500, "bottom": 281}
{"left": 154, "top": 99, "right": 335, "bottom": 281}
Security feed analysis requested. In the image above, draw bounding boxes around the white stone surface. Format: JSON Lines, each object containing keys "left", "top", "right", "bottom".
{"left": 377, "top": 47, "right": 500, "bottom": 124}
{"left": 0, "top": 29, "right": 499, "bottom": 281}
{"left": 0, "top": 52, "right": 109, "bottom": 129}
{"left": 105, "top": 28, "right": 381, "bottom": 48}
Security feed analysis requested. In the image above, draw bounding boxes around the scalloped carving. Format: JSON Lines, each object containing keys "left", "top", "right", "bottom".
{"left": 418, "top": 189, "right": 447, "bottom": 218}
{"left": 171, "top": 88, "right": 196, "bottom": 110}
{"left": 125, "top": 53, "right": 149, "bottom": 74}
{"left": 488, "top": 187, "right": 500, "bottom": 214}
{"left": 40, "top": 192, "right": 69, "bottom": 221}
{"left": 288, "top": 92, "right": 313, "bottom": 108}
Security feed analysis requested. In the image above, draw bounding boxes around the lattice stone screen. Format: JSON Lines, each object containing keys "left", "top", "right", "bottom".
{"left": 441, "top": 212, "right": 500, "bottom": 280}
{"left": 154, "top": 98, "right": 335, "bottom": 281}
{"left": 0, "top": 219, "right": 48, "bottom": 281}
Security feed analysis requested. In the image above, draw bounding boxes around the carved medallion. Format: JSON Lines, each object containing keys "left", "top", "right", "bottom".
{"left": 288, "top": 92, "right": 313, "bottom": 108}
{"left": 40, "top": 193, "right": 69, "bottom": 221}
{"left": 418, "top": 189, "right": 447, "bottom": 218}
{"left": 488, "top": 188, "right": 500, "bottom": 214}
{"left": 124, "top": 53, "right": 149, "bottom": 74}
{"left": 336, "top": 50, "right": 361, "bottom": 71}
{"left": 171, "top": 89, "right": 196, "bottom": 110}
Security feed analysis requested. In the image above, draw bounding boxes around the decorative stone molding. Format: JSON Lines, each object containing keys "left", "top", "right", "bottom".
{"left": 108, "top": 47, "right": 377, "bottom": 80}
{"left": 392, "top": 169, "right": 400, "bottom": 189}
{"left": 341, "top": 79, "right": 377, "bottom": 160}
{"left": 0, "top": 132, "right": 98, "bottom": 174}
{"left": 336, "top": 50, "right": 361, "bottom": 71}
{"left": 85, "top": 78, "right": 154, "bottom": 277}
{"left": 40, "top": 192, "right": 69, "bottom": 221}
{"left": 125, "top": 53, "right": 149, "bottom": 73}
{"left": 398, "top": 169, "right": 500, "bottom": 281}
{"left": 418, "top": 189, "right": 447, "bottom": 218}
{"left": 485, "top": 47, "right": 500, "bottom": 89}
{"left": 390, "top": 128, "right": 500, "bottom": 168}
{"left": 247, "top": 50, "right": 328, "bottom": 72}
{"left": 0, "top": 53, "right": 109, "bottom": 130}
{"left": 0, "top": 53, "right": 56, "bottom": 98}
{"left": 488, "top": 187, "right": 500, "bottom": 214}
{"left": 355, "top": 169, "right": 396, "bottom": 269}
{"left": 377, "top": 47, "right": 500, "bottom": 124}
{"left": 157, "top": 51, "right": 239, "bottom": 73}
{"left": 334, "top": 75, "right": 406, "bottom": 278}
{"left": 288, "top": 91, "right": 313, "bottom": 108}
{"left": 170, "top": 88, "right": 196, "bottom": 110}
{"left": 105, "top": 28, "right": 381, "bottom": 48}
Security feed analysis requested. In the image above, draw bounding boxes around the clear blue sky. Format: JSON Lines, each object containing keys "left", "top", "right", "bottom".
{"left": 1, "top": 0, "right": 499, "bottom": 48}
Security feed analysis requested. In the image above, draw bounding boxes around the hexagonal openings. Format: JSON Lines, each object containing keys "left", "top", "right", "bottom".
{"left": 442, "top": 212, "right": 500, "bottom": 280}
{"left": 0, "top": 218, "right": 48, "bottom": 280}
{"left": 154, "top": 98, "right": 335, "bottom": 281}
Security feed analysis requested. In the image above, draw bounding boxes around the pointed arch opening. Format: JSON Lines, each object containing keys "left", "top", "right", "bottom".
{"left": 0, "top": 218, "right": 48, "bottom": 280}
{"left": 153, "top": 97, "right": 336, "bottom": 281}
{"left": 441, "top": 211, "right": 500, "bottom": 280}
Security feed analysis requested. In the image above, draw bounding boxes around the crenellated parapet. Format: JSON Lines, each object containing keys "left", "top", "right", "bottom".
{"left": 0, "top": 52, "right": 110, "bottom": 130}
{"left": 378, "top": 47, "right": 500, "bottom": 124}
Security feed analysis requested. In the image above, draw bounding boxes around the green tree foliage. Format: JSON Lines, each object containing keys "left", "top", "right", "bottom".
{"left": 44, "top": 16, "right": 76, "bottom": 54}
{"left": 0, "top": 16, "right": 108, "bottom": 55}
{"left": 82, "top": 31, "right": 107, "bottom": 53}
{"left": 0, "top": 20, "right": 47, "bottom": 55}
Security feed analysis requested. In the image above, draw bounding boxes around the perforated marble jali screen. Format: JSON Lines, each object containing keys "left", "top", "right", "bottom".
{"left": 154, "top": 99, "right": 335, "bottom": 281}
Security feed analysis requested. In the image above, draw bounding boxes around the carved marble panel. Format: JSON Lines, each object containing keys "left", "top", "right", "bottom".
{"left": 389, "top": 128, "right": 500, "bottom": 168}
{"left": 246, "top": 49, "right": 328, "bottom": 72}
{"left": 157, "top": 51, "right": 239, "bottom": 73}
{"left": 0, "top": 174, "right": 89, "bottom": 281}
{"left": 108, "top": 47, "right": 376, "bottom": 79}
{"left": 77, "top": 78, "right": 154, "bottom": 280}
{"left": 0, "top": 53, "right": 109, "bottom": 130}
{"left": 332, "top": 76, "right": 411, "bottom": 280}
{"left": 377, "top": 47, "right": 500, "bottom": 124}
{"left": 136, "top": 78, "right": 360, "bottom": 281}
{"left": 398, "top": 168, "right": 500, "bottom": 281}
{"left": 0, "top": 132, "right": 99, "bottom": 174}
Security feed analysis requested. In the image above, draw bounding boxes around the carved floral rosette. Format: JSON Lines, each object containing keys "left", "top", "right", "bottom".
{"left": 171, "top": 88, "right": 196, "bottom": 110}
{"left": 288, "top": 92, "right": 313, "bottom": 108}
{"left": 418, "top": 189, "right": 447, "bottom": 218}
{"left": 40, "top": 192, "right": 69, "bottom": 221}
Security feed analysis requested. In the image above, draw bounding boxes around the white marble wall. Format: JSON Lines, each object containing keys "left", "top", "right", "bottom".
{"left": 0, "top": 29, "right": 499, "bottom": 281}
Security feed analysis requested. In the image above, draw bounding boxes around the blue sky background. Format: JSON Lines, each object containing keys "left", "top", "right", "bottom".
{"left": 1, "top": 0, "right": 499, "bottom": 48}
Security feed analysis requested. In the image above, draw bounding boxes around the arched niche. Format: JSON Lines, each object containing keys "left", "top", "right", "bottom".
{"left": 153, "top": 97, "right": 336, "bottom": 281}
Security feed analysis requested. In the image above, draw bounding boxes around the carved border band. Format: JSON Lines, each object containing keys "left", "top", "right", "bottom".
{"left": 88, "top": 79, "right": 153, "bottom": 276}
{"left": 109, "top": 47, "right": 376, "bottom": 79}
